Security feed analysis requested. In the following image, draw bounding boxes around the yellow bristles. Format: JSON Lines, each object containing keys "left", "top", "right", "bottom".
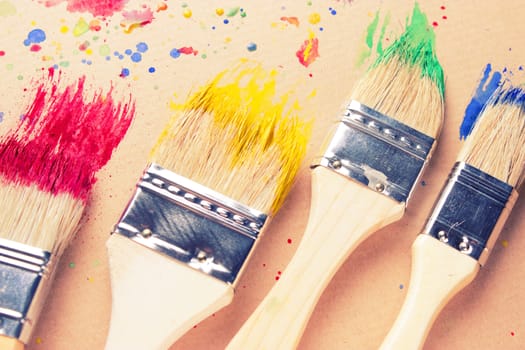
{"left": 150, "top": 62, "right": 311, "bottom": 214}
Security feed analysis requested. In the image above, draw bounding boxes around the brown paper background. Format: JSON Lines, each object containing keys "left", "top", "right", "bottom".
{"left": 0, "top": 1, "right": 523, "bottom": 349}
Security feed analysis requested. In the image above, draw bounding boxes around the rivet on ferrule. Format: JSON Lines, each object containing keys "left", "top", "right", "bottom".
{"left": 311, "top": 100, "right": 435, "bottom": 204}
{"left": 423, "top": 162, "right": 518, "bottom": 265}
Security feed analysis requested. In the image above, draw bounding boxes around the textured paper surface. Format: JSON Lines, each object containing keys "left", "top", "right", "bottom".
{"left": 0, "top": 1, "right": 523, "bottom": 349}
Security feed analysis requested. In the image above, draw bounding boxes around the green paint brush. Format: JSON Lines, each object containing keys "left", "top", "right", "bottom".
{"left": 227, "top": 4, "right": 445, "bottom": 349}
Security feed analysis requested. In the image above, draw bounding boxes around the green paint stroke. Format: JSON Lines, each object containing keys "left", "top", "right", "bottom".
{"left": 356, "top": 11, "right": 380, "bottom": 67}
{"left": 372, "top": 3, "right": 444, "bottom": 96}
{"left": 376, "top": 13, "right": 390, "bottom": 56}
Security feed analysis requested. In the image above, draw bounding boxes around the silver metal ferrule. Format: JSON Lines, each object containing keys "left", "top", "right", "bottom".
{"left": 312, "top": 100, "right": 435, "bottom": 204}
{"left": 423, "top": 162, "right": 518, "bottom": 265}
{"left": 113, "top": 163, "right": 269, "bottom": 284}
{"left": 0, "top": 238, "right": 52, "bottom": 343}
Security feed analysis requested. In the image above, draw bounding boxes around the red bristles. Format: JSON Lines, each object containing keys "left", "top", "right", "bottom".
{"left": 0, "top": 71, "right": 134, "bottom": 202}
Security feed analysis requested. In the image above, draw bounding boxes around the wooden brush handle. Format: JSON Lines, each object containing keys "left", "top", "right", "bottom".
{"left": 0, "top": 336, "right": 24, "bottom": 350}
{"left": 227, "top": 166, "right": 405, "bottom": 350}
{"left": 379, "top": 234, "right": 480, "bottom": 350}
{"left": 105, "top": 234, "right": 234, "bottom": 350}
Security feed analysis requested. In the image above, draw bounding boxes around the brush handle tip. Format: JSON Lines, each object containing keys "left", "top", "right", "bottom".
{"left": 0, "top": 336, "right": 24, "bottom": 350}
{"left": 380, "top": 234, "right": 479, "bottom": 350}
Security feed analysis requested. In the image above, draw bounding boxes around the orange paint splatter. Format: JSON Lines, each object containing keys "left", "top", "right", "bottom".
{"left": 280, "top": 16, "right": 299, "bottom": 27}
{"left": 296, "top": 31, "right": 319, "bottom": 67}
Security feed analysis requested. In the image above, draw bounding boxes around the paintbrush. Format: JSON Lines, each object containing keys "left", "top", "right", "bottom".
{"left": 226, "top": 4, "right": 444, "bottom": 349}
{"left": 380, "top": 84, "right": 525, "bottom": 349}
{"left": 0, "top": 72, "right": 133, "bottom": 350}
{"left": 104, "top": 63, "right": 310, "bottom": 350}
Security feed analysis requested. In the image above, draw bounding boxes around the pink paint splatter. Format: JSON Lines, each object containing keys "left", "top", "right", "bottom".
{"left": 39, "top": 0, "right": 130, "bottom": 17}
{"left": 120, "top": 8, "right": 154, "bottom": 33}
{"left": 0, "top": 70, "right": 134, "bottom": 201}
{"left": 280, "top": 16, "right": 300, "bottom": 27}
{"left": 30, "top": 44, "right": 42, "bottom": 52}
{"left": 0, "top": 51, "right": 5, "bottom": 56}
{"left": 296, "top": 32, "right": 319, "bottom": 67}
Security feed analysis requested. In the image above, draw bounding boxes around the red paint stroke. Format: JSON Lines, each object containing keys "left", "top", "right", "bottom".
{"left": 40, "top": 0, "right": 131, "bottom": 17}
{"left": 178, "top": 47, "right": 199, "bottom": 56}
{"left": 296, "top": 34, "right": 319, "bottom": 67}
{"left": 120, "top": 8, "right": 154, "bottom": 33}
{"left": 0, "top": 70, "right": 134, "bottom": 201}
{"left": 280, "top": 16, "right": 300, "bottom": 27}
{"left": 30, "top": 44, "right": 42, "bottom": 52}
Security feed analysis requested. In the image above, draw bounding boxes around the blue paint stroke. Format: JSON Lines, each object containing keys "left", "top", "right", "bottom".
{"left": 459, "top": 63, "right": 502, "bottom": 139}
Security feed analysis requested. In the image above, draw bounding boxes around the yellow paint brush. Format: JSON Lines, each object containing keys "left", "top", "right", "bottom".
{"left": 104, "top": 62, "right": 311, "bottom": 349}
{"left": 227, "top": 4, "right": 445, "bottom": 349}
{"left": 380, "top": 84, "right": 525, "bottom": 349}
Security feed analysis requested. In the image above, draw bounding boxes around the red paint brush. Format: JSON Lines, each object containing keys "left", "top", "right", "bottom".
{"left": 0, "top": 72, "right": 134, "bottom": 350}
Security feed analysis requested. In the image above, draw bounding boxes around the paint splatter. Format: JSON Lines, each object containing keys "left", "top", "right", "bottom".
{"left": 247, "top": 42, "right": 257, "bottom": 52}
{"left": 121, "top": 8, "right": 154, "bottom": 33}
{"left": 356, "top": 11, "right": 390, "bottom": 67}
{"left": 296, "top": 31, "right": 319, "bottom": 67}
{"left": 287, "top": 238, "right": 292, "bottom": 244}
{"left": 308, "top": 12, "right": 321, "bottom": 24}
{"left": 182, "top": 8, "right": 192, "bottom": 18}
{"left": 501, "top": 239, "right": 509, "bottom": 248}
{"left": 69, "top": 262, "right": 76, "bottom": 268}
{"left": 23, "top": 28, "right": 46, "bottom": 47}
{"left": 216, "top": 8, "right": 224, "bottom": 16}
{"left": 0, "top": 71, "right": 134, "bottom": 201}
{"left": 460, "top": 64, "right": 502, "bottom": 139}
{"left": 73, "top": 18, "right": 89, "bottom": 37}
{"left": 0, "top": 0, "right": 16, "bottom": 17}
{"left": 281, "top": 16, "right": 299, "bottom": 27}
{"left": 170, "top": 46, "right": 198, "bottom": 59}
{"left": 0, "top": 50, "right": 5, "bottom": 56}
{"left": 40, "top": 0, "right": 130, "bottom": 17}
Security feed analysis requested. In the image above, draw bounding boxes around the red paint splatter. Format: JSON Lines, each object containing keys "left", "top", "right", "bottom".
{"left": 275, "top": 276, "right": 280, "bottom": 280}
{"left": 287, "top": 238, "right": 292, "bottom": 244}
{"left": 280, "top": 16, "right": 300, "bottom": 27}
{"left": 511, "top": 331, "right": 515, "bottom": 336}
{"left": 40, "top": 0, "right": 131, "bottom": 17}
{"left": 78, "top": 41, "right": 89, "bottom": 51}
{"left": 262, "top": 263, "right": 266, "bottom": 267}
{"left": 296, "top": 33, "right": 320, "bottom": 67}
{"left": 178, "top": 47, "right": 199, "bottom": 56}
{"left": 442, "top": 15, "right": 447, "bottom": 20}
{"left": 432, "top": 21, "right": 438, "bottom": 27}
{"left": 89, "top": 19, "right": 102, "bottom": 31}
{"left": 0, "top": 51, "right": 5, "bottom": 56}
{"left": 440, "top": 5, "right": 446, "bottom": 10}
{"left": 0, "top": 71, "right": 134, "bottom": 201}
{"left": 30, "top": 44, "right": 42, "bottom": 52}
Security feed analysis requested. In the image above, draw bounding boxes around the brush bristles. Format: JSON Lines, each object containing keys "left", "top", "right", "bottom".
{"left": 458, "top": 87, "right": 525, "bottom": 188}
{"left": 151, "top": 64, "right": 310, "bottom": 215}
{"left": 351, "top": 58, "right": 443, "bottom": 137}
{"left": 0, "top": 182, "right": 84, "bottom": 252}
{"left": 351, "top": 3, "right": 444, "bottom": 138}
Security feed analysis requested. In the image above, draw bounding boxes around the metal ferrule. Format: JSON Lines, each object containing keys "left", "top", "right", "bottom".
{"left": 423, "top": 162, "right": 518, "bottom": 265}
{"left": 113, "top": 163, "right": 269, "bottom": 285}
{"left": 312, "top": 100, "right": 435, "bottom": 204}
{"left": 0, "top": 238, "right": 52, "bottom": 343}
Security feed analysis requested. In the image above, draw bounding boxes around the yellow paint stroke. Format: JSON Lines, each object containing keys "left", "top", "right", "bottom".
{"left": 152, "top": 60, "right": 312, "bottom": 213}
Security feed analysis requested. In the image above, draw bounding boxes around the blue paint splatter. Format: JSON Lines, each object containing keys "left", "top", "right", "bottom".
{"left": 23, "top": 29, "right": 46, "bottom": 46}
{"left": 329, "top": 7, "right": 337, "bottom": 15}
{"left": 148, "top": 67, "right": 156, "bottom": 73}
{"left": 130, "top": 52, "right": 142, "bottom": 62}
{"left": 0, "top": 112, "right": 4, "bottom": 123}
{"left": 459, "top": 63, "right": 502, "bottom": 140}
{"left": 170, "top": 48, "right": 181, "bottom": 59}
{"left": 136, "top": 42, "right": 148, "bottom": 53}
{"left": 246, "top": 42, "right": 257, "bottom": 52}
{"left": 124, "top": 49, "right": 132, "bottom": 55}
{"left": 120, "top": 68, "right": 130, "bottom": 77}
{"left": 223, "top": 19, "right": 229, "bottom": 24}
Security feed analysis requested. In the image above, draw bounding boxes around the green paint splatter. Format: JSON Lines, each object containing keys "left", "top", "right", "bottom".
{"left": 59, "top": 61, "right": 70, "bottom": 67}
{"left": 99, "top": 44, "right": 111, "bottom": 56}
{"left": 69, "top": 262, "right": 75, "bottom": 268}
{"left": 372, "top": 3, "right": 444, "bottom": 96}
{"left": 227, "top": 7, "right": 240, "bottom": 17}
